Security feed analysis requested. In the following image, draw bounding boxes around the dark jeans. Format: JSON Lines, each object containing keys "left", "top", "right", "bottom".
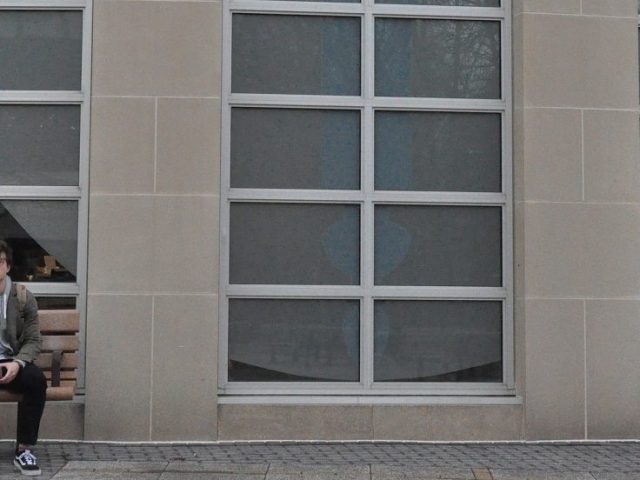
{"left": 0, "top": 363, "right": 47, "bottom": 446}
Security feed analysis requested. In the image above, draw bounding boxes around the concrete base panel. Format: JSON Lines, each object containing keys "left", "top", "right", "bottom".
{"left": 0, "top": 401, "right": 83, "bottom": 441}
{"left": 217, "top": 404, "right": 523, "bottom": 441}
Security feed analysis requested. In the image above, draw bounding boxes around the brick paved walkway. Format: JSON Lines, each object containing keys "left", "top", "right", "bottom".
{"left": 0, "top": 441, "right": 636, "bottom": 479}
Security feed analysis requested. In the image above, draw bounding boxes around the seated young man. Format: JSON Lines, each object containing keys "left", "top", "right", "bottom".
{"left": 0, "top": 240, "right": 47, "bottom": 476}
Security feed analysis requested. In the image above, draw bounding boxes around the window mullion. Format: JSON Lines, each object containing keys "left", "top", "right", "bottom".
{"left": 0, "top": 1, "right": 86, "bottom": 9}
{"left": 229, "top": 0, "right": 363, "bottom": 14}
{"left": 501, "top": 0, "right": 514, "bottom": 389}
{"left": 362, "top": 0, "right": 375, "bottom": 389}
{"left": 0, "top": 186, "right": 82, "bottom": 200}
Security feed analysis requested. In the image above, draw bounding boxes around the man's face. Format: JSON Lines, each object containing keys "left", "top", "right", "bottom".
{"left": 0, "top": 253, "right": 9, "bottom": 285}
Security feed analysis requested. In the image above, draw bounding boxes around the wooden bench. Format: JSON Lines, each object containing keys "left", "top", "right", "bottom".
{"left": 0, "top": 309, "right": 79, "bottom": 402}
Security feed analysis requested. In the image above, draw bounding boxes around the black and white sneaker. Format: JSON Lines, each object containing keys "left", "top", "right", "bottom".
{"left": 14, "top": 449, "right": 41, "bottom": 476}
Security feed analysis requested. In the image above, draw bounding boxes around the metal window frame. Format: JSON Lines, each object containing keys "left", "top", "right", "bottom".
{"left": 219, "top": 0, "right": 513, "bottom": 397}
{"left": 0, "top": 0, "right": 92, "bottom": 390}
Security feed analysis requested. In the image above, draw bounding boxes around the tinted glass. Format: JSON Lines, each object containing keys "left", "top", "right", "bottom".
{"left": 232, "top": 14, "right": 361, "bottom": 95}
{"left": 0, "top": 106, "right": 80, "bottom": 186}
{"left": 374, "top": 205, "right": 501, "bottom": 286}
{"left": 374, "top": 300, "right": 502, "bottom": 382}
{"left": 0, "top": 200, "right": 78, "bottom": 282}
{"left": 375, "top": 111, "right": 501, "bottom": 192}
{"left": 0, "top": 11, "right": 82, "bottom": 90}
{"left": 35, "top": 297, "right": 77, "bottom": 310}
{"left": 375, "top": 19, "right": 500, "bottom": 98}
{"left": 231, "top": 108, "right": 360, "bottom": 190}
{"left": 229, "top": 299, "right": 360, "bottom": 381}
{"left": 230, "top": 203, "right": 360, "bottom": 285}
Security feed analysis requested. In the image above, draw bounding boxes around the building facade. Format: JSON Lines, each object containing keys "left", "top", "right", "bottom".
{"left": 0, "top": 0, "right": 638, "bottom": 440}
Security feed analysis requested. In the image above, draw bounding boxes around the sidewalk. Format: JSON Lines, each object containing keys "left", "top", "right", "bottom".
{"left": 0, "top": 441, "right": 637, "bottom": 479}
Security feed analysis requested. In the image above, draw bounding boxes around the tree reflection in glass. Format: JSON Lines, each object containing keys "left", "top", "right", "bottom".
{"left": 376, "top": 19, "right": 501, "bottom": 99}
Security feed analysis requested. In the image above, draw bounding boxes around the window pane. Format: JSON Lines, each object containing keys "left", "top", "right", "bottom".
{"left": 374, "top": 300, "right": 502, "bottom": 382}
{"left": 35, "top": 297, "right": 76, "bottom": 310}
{"left": 374, "top": 205, "right": 501, "bottom": 286}
{"left": 229, "top": 299, "right": 360, "bottom": 382}
{"left": 375, "top": 111, "right": 501, "bottom": 192}
{"left": 376, "top": 0, "right": 498, "bottom": 5}
{"left": 230, "top": 203, "right": 360, "bottom": 285}
{"left": 0, "top": 200, "right": 77, "bottom": 283}
{"left": 0, "top": 106, "right": 80, "bottom": 186}
{"left": 232, "top": 14, "right": 361, "bottom": 95}
{"left": 231, "top": 108, "right": 360, "bottom": 190}
{"left": 375, "top": 19, "right": 500, "bottom": 99}
{"left": 0, "top": 11, "right": 82, "bottom": 90}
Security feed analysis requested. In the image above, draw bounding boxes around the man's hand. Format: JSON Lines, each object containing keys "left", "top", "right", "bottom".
{"left": 0, "top": 361, "right": 20, "bottom": 384}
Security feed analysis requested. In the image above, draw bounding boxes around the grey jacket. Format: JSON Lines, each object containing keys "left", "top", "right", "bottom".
{"left": 5, "top": 284, "right": 41, "bottom": 364}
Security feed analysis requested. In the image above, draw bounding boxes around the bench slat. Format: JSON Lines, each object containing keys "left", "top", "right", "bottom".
{"left": 45, "top": 385, "right": 75, "bottom": 401}
{"left": 44, "top": 371, "right": 77, "bottom": 381}
{"left": 0, "top": 391, "right": 21, "bottom": 402}
{"left": 34, "top": 353, "right": 79, "bottom": 370}
{"left": 38, "top": 310, "right": 80, "bottom": 333}
{"left": 41, "top": 336, "right": 79, "bottom": 352}
{"left": 46, "top": 380, "right": 75, "bottom": 388}
{"left": 0, "top": 381, "right": 76, "bottom": 401}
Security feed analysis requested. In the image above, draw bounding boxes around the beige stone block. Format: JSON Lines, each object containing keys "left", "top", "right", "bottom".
{"left": 514, "top": 201, "right": 525, "bottom": 299}
{"left": 524, "top": 299, "right": 585, "bottom": 440}
{"left": 92, "top": 1, "right": 221, "bottom": 96}
{"left": 516, "top": 0, "right": 581, "bottom": 15}
{"left": 90, "top": 97, "right": 155, "bottom": 194}
{"left": 582, "top": 0, "right": 637, "bottom": 17}
{"left": 522, "top": 15, "right": 638, "bottom": 108}
{"left": 39, "top": 402, "right": 84, "bottom": 440}
{"left": 151, "top": 294, "right": 218, "bottom": 440}
{"left": 88, "top": 196, "right": 155, "bottom": 293}
{"left": 512, "top": 0, "right": 522, "bottom": 15}
{"left": 524, "top": 203, "right": 640, "bottom": 298}
{"left": 586, "top": 300, "right": 640, "bottom": 438}
{"left": 218, "top": 405, "right": 373, "bottom": 440}
{"left": 151, "top": 196, "right": 218, "bottom": 293}
{"left": 583, "top": 110, "right": 640, "bottom": 202}
{"left": 514, "top": 297, "right": 525, "bottom": 394}
{"left": 156, "top": 98, "right": 220, "bottom": 194}
{"left": 513, "top": 108, "right": 524, "bottom": 203}
{"left": 424, "top": 405, "right": 522, "bottom": 441}
{"left": 523, "top": 109, "right": 582, "bottom": 202}
{"left": 372, "top": 406, "right": 428, "bottom": 440}
{"left": 513, "top": 14, "right": 524, "bottom": 111}
{"left": 85, "top": 295, "right": 153, "bottom": 440}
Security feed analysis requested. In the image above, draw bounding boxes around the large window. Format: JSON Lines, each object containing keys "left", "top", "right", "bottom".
{"left": 0, "top": 2, "right": 91, "bottom": 385}
{"left": 220, "top": 0, "right": 512, "bottom": 396}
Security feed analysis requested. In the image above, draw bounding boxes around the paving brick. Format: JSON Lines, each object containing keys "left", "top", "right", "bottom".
{"left": 371, "top": 465, "right": 474, "bottom": 479}
{"left": 166, "top": 461, "right": 268, "bottom": 474}
{"left": 490, "top": 470, "right": 596, "bottom": 480}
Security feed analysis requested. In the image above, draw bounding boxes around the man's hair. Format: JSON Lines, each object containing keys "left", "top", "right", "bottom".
{"left": 0, "top": 240, "right": 12, "bottom": 267}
